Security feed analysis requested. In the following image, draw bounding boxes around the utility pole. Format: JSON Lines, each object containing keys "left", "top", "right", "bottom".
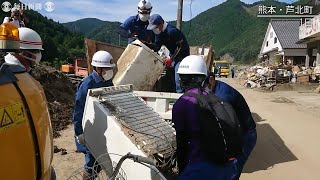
{"left": 177, "top": 0, "right": 183, "bottom": 30}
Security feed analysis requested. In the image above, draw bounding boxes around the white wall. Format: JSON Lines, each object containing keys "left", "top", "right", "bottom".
{"left": 261, "top": 23, "right": 283, "bottom": 54}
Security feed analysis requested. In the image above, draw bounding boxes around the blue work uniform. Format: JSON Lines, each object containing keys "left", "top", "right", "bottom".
{"left": 213, "top": 80, "right": 257, "bottom": 180}
{"left": 154, "top": 24, "right": 190, "bottom": 93}
{"left": 119, "top": 15, "right": 154, "bottom": 43}
{"left": 231, "top": 68, "right": 235, "bottom": 78}
{"left": 173, "top": 88, "right": 236, "bottom": 180}
{"left": 72, "top": 70, "right": 113, "bottom": 174}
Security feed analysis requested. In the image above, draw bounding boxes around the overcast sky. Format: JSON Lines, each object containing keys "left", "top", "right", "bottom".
{"left": 18, "top": 0, "right": 295, "bottom": 23}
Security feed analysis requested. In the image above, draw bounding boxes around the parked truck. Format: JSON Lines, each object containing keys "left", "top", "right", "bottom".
{"left": 212, "top": 60, "right": 231, "bottom": 78}
{"left": 61, "top": 58, "right": 89, "bottom": 77}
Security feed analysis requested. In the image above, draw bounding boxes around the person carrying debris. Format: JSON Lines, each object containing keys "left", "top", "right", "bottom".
{"left": 4, "top": 27, "right": 43, "bottom": 73}
{"left": 172, "top": 55, "right": 238, "bottom": 180}
{"left": 146, "top": 14, "right": 190, "bottom": 93}
{"left": 204, "top": 71, "right": 257, "bottom": 180}
{"left": 73, "top": 50, "right": 115, "bottom": 179}
{"left": 3, "top": 7, "right": 29, "bottom": 28}
{"left": 118, "top": 0, "right": 154, "bottom": 43}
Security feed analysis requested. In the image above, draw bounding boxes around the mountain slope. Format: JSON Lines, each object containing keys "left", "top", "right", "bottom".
{"left": 182, "top": 0, "right": 290, "bottom": 63}
{"left": 63, "top": 18, "right": 106, "bottom": 36}
{"left": 86, "top": 21, "right": 128, "bottom": 46}
{"left": 0, "top": 0, "right": 85, "bottom": 66}
{"left": 61, "top": 0, "right": 294, "bottom": 63}
{"left": 63, "top": 0, "right": 315, "bottom": 64}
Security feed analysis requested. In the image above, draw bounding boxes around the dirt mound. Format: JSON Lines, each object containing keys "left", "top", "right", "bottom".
{"left": 31, "top": 64, "right": 76, "bottom": 138}
{"left": 271, "top": 97, "right": 295, "bottom": 104}
{"left": 315, "top": 85, "right": 320, "bottom": 93}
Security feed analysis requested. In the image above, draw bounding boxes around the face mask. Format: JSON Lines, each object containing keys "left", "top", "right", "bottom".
{"left": 20, "top": 51, "right": 42, "bottom": 63}
{"left": 102, "top": 69, "right": 114, "bottom": 81}
{"left": 153, "top": 27, "right": 161, "bottom": 34}
{"left": 34, "top": 52, "right": 42, "bottom": 63}
{"left": 139, "top": 14, "right": 149, "bottom": 22}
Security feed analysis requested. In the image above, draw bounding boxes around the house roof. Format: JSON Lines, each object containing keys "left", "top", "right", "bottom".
{"left": 270, "top": 20, "right": 306, "bottom": 49}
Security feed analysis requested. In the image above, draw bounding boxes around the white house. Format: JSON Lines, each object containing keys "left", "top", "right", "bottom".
{"left": 260, "top": 19, "right": 316, "bottom": 66}
{"left": 298, "top": 14, "right": 320, "bottom": 67}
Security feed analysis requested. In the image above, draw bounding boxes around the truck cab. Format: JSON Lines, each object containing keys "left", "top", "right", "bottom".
{"left": 212, "top": 60, "right": 230, "bottom": 78}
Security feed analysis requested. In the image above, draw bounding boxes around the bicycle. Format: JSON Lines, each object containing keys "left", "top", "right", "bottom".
{"left": 67, "top": 152, "right": 168, "bottom": 180}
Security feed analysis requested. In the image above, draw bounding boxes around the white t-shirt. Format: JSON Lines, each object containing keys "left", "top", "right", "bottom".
{"left": 3, "top": 17, "right": 25, "bottom": 27}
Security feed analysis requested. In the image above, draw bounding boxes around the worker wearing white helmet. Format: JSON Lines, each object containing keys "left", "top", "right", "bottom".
{"left": 73, "top": 50, "right": 115, "bottom": 178}
{"left": 118, "top": 0, "right": 154, "bottom": 43}
{"left": 2, "top": 7, "right": 29, "bottom": 28}
{"left": 173, "top": 55, "right": 237, "bottom": 179}
{"left": 4, "top": 27, "right": 43, "bottom": 74}
{"left": 0, "top": 22, "right": 55, "bottom": 180}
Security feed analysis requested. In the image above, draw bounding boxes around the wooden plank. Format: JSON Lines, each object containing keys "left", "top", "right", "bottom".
{"left": 189, "top": 46, "right": 199, "bottom": 55}
{"left": 96, "top": 41, "right": 125, "bottom": 75}
{"left": 85, "top": 38, "right": 125, "bottom": 75}
{"left": 207, "top": 45, "right": 214, "bottom": 71}
{"left": 96, "top": 42, "right": 125, "bottom": 64}
{"left": 297, "top": 74, "right": 310, "bottom": 83}
{"left": 85, "top": 38, "right": 97, "bottom": 74}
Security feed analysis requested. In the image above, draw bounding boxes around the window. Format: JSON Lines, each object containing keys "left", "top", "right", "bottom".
{"left": 215, "top": 63, "right": 230, "bottom": 68}
{"left": 266, "top": 41, "right": 269, "bottom": 47}
{"left": 274, "top": 37, "right": 277, "bottom": 44}
{"left": 270, "top": 32, "right": 273, "bottom": 38}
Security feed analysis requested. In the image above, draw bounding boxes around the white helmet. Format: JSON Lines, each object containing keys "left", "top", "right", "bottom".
{"left": 137, "top": 0, "right": 152, "bottom": 14}
{"left": 177, "top": 55, "right": 208, "bottom": 76}
{"left": 91, "top": 51, "right": 115, "bottom": 68}
{"left": 11, "top": 7, "right": 19, "bottom": 12}
{"left": 19, "top": 27, "right": 44, "bottom": 50}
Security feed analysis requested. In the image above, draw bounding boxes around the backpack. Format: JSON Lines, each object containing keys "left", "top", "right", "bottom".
{"left": 184, "top": 89, "right": 243, "bottom": 165}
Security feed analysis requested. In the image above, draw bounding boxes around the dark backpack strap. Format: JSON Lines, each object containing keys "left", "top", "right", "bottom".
{"left": 184, "top": 91, "right": 221, "bottom": 105}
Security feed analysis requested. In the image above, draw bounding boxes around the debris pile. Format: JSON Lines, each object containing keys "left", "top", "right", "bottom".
{"left": 240, "top": 64, "right": 320, "bottom": 90}
{"left": 31, "top": 64, "right": 76, "bottom": 138}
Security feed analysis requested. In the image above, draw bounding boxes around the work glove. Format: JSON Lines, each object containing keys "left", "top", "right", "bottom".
{"left": 164, "top": 59, "right": 172, "bottom": 70}
{"left": 76, "top": 134, "right": 85, "bottom": 144}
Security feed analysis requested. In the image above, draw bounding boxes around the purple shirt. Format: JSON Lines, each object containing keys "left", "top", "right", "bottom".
{"left": 172, "top": 81, "right": 256, "bottom": 173}
{"left": 172, "top": 88, "right": 208, "bottom": 171}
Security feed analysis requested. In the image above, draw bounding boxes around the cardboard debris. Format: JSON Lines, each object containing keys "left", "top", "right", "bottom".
{"left": 297, "top": 74, "right": 310, "bottom": 83}
{"left": 292, "top": 66, "right": 301, "bottom": 73}
{"left": 314, "top": 66, "right": 320, "bottom": 74}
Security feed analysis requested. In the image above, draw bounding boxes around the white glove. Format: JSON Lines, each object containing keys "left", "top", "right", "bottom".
{"left": 76, "top": 134, "right": 85, "bottom": 144}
